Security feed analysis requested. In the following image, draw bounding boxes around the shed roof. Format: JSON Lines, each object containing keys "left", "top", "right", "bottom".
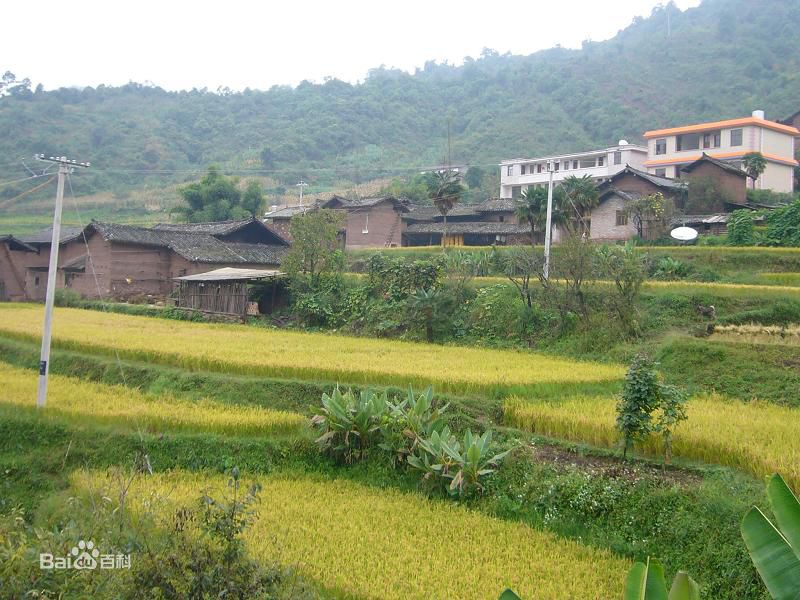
{"left": 20, "top": 226, "right": 85, "bottom": 245}
{"left": 175, "top": 267, "right": 284, "bottom": 281}
{"left": 322, "top": 195, "right": 410, "bottom": 212}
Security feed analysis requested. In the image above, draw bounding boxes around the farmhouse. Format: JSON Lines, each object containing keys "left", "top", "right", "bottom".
{"left": 319, "top": 195, "right": 409, "bottom": 249}
{"left": 0, "top": 217, "right": 289, "bottom": 302}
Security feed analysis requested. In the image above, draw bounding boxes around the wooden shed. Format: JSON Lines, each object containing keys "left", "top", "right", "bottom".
{"left": 174, "top": 267, "right": 284, "bottom": 318}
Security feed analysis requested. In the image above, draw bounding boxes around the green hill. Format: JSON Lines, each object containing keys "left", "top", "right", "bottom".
{"left": 1, "top": 0, "right": 799, "bottom": 225}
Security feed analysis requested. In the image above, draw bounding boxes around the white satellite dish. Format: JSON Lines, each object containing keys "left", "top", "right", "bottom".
{"left": 670, "top": 226, "right": 699, "bottom": 242}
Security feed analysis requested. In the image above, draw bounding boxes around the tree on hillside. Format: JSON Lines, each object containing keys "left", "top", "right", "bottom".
{"left": 260, "top": 147, "right": 276, "bottom": 169}
{"left": 743, "top": 152, "right": 767, "bottom": 187}
{"left": 515, "top": 186, "right": 564, "bottom": 246}
{"left": 173, "top": 166, "right": 248, "bottom": 223}
{"left": 430, "top": 170, "right": 464, "bottom": 247}
{"left": 241, "top": 180, "right": 265, "bottom": 217}
{"left": 558, "top": 175, "right": 599, "bottom": 234}
{"left": 464, "top": 166, "right": 484, "bottom": 189}
{"left": 0, "top": 71, "right": 31, "bottom": 97}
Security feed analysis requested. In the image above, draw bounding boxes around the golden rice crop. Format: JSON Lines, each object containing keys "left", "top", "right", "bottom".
{"left": 712, "top": 323, "right": 800, "bottom": 346}
{"left": 69, "top": 469, "right": 629, "bottom": 600}
{"left": 0, "top": 362, "right": 305, "bottom": 436}
{"left": 505, "top": 394, "right": 800, "bottom": 489}
{"left": 0, "top": 304, "right": 623, "bottom": 392}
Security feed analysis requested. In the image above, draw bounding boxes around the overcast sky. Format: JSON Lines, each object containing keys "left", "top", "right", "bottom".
{"left": 4, "top": 0, "right": 700, "bottom": 92}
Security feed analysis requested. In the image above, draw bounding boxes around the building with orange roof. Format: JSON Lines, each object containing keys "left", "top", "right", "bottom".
{"left": 643, "top": 110, "right": 798, "bottom": 193}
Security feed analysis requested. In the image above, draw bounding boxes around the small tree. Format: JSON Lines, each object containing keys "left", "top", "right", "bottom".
{"left": 558, "top": 175, "right": 599, "bottom": 235}
{"left": 282, "top": 209, "right": 345, "bottom": 286}
{"left": 408, "top": 287, "right": 439, "bottom": 342}
{"left": 617, "top": 354, "right": 688, "bottom": 462}
{"left": 625, "top": 192, "right": 669, "bottom": 240}
{"left": 430, "top": 170, "right": 464, "bottom": 247}
{"left": 464, "top": 166, "right": 484, "bottom": 189}
{"left": 594, "top": 242, "right": 647, "bottom": 337}
{"left": 241, "top": 180, "right": 265, "bottom": 218}
{"left": 515, "top": 186, "right": 564, "bottom": 246}
{"left": 558, "top": 231, "right": 595, "bottom": 322}
{"left": 174, "top": 166, "right": 247, "bottom": 223}
{"left": 743, "top": 152, "right": 767, "bottom": 187}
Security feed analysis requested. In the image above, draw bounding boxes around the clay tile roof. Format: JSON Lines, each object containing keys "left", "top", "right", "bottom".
{"left": 20, "top": 226, "right": 86, "bottom": 245}
{"left": 680, "top": 153, "right": 747, "bottom": 177}
{"left": 405, "top": 222, "right": 530, "bottom": 235}
{"left": 152, "top": 217, "right": 257, "bottom": 235}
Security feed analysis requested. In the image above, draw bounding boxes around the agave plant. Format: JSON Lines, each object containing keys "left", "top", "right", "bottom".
{"left": 623, "top": 557, "right": 700, "bottom": 600}
{"left": 310, "top": 387, "right": 388, "bottom": 463}
{"left": 741, "top": 473, "right": 800, "bottom": 599}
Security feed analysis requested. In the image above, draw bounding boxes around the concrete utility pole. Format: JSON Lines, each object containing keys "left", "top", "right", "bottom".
{"left": 35, "top": 155, "right": 90, "bottom": 408}
{"left": 543, "top": 160, "right": 555, "bottom": 281}
{"left": 296, "top": 181, "right": 308, "bottom": 206}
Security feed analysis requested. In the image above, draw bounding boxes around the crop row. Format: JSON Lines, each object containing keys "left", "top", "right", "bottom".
{"left": 505, "top": 394, "right": 800, "bottom": 489}
{"left": 69, "top": 469, "right": 630, "bottom": 600}
{"left": 0, "top": 362, "right": 305, "bottom": 437}
{"left": 0, "top": 304, "right": 623, "bottom": 393}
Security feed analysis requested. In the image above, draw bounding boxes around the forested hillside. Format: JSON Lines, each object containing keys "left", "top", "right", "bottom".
{"left": 1, "top": 0, "right": 799, "bottom": 201}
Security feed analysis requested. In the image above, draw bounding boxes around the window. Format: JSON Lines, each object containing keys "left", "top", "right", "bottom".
{"left": 362, "top": 214, "right": 369, "bottom": 234}
{"left": 520, "top": 164, "right": 526, "bottom": 175}
{"left": 613, "top": 151, "right": 622, "bottom": 165}
{"left": 507, "top": 165, "right": 513, "bottom": 176}
{"left": 654, "top": 168, "right": 667, "bottom": 177}
{"left": 563, "top": 161, "right": 569, "bottom": 170}
{"left": 34, "top": 275, "right": 40, "bottom": 287}
{"left": 676, "top": 133, "right": 700, "bottom": 151}
{"left": 655, "top": 138, "right": 667, "bottom": 155}
{"left": 579, "top": 158, "right": 597, "bottom": 168}
{"left": 598, "top": 156, "right": 605, "bottom": 167}
{"left": 730, "top": 128, "right": 743, "bottom": 146}
{"left": 703, "top": 130, "right": 721, "bottom": 149}
{"left": 616, "top": 210, "right": 628, "bottom": 227}
{"left": 499, "top": 215, "right": 505, "bottom": 222}
{"left": 537, "top": 163, "right": 544, "bottom": 173}
{"left": 554, "top": 162, "right": 560, "bottom": 171}
{"left": 573, "top": 160, "right": 579, "bottom": 169}
{"left": 511, "top": 185, "right": 522, "bottom": 199}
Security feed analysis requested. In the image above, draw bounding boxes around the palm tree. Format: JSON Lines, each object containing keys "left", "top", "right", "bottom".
{"left": 515, "top": 186, "right": 564, "bottom": 246}
{"left": 743, "top": 152, "right": 767, "bottom": 188}
{"left": 430, "top": 170, "right": 463, "bottom": 248}
{"left": 558, "top": 175, "right": 600, "bottom": 235}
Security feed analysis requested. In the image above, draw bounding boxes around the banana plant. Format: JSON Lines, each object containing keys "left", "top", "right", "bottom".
{"left": 623, "top": 558, "right": 700, "bottom": 600}
{"left": 741, "top": 473, "right": 800, "bottom": 600}
{"left": 407, "top": 426, "right": 461, "bottom": 486}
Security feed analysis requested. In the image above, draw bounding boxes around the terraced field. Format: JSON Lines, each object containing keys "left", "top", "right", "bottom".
{"left": 0, "top": 304, "right": 623, "bottom": 394}
{"left": 505, "top": 393, "right": 800, "bottom": 489}
{"left": 68, "top": 469, "right": 630, "bottom": 600}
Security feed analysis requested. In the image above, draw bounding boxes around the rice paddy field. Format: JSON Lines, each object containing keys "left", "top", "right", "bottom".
{"left": 0, "top": 304, "right": 624, "bottom": 393}
{"left": 0, "top": 362, "right": 306, "bottom": 437}
{"left": 67, "top": 469, "right": 630, "bottom": 600}
{"left": 505, "top": 393, "right": 800, "bottom": 490}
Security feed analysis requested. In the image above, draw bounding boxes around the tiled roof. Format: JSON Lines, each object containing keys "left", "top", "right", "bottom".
{"left": 322, "top": 195, "right": 410, "bottom": 212}
{"left": 476, "top": 198, "right": 517, "bottom": 212}
{"left": 266, "top": 205, "right": 315, "bottom": 219}
{"left": 403, "top": 204, "right": 480, "bottom": 221}
{"left": 20, "top": 226, "right": 86, "bottom": 245}
{"left": 88, "top": 221, "right": 288, "bottom": 265}
{"left": 405, "top": 222, "right": 530, "bottom": 235}
{"left": 0, "top": 235, "right": 37, "bottom": 252}
{"left": 152, "top": 217, "right": 257, "bottom": 235}
{"left": 680, "top": 153, "right": 747, "bottom": 177}
{"left": 602, "top": 166, "right": 687, "bottom": 192}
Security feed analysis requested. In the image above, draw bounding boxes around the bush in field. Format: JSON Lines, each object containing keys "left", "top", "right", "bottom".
{"left": 595, "top": 242, "right": 647, "bottom": 337}
{"left": 617, "top": 354, "right": 687, "bottom": 461}
{"left": 651, "top": 256, "right": 694, "bottom": 280}
{"left": 727, "top": 209, "right": 757, "bottom": 246}
{"left": 311, "top": 387, "right": 388, "bottom": 463}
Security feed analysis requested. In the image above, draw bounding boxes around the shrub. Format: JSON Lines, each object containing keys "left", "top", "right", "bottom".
{"left": 651, "top": 256, "right": 693, "bottom": 280}
{"left": 54, "top": 288, "right": 83, "bottom": 307}
{"left": 727, "top": 210, "right": 756, "bottom": 246}
{"left": 764, "top": 199, "right": 800, "bottom": 247}
{"left": 311, "top": 387, "right": 388, "bottom": 463}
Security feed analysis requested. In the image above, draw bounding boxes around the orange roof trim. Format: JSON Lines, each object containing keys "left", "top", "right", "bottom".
{"left": 644, "top": 117, "right": 800, "bottom": 138}
{"left": 645, "top": 151, "right": 799, "bottom": 167}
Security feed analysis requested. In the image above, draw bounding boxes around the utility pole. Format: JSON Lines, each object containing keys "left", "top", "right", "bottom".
{"left": 296, "top": 181, "right": 308, "bottom": 206}
{"left": 35, "top": 155, "right": 90, "bottom": 408}
{"left": 543, "top": 160, "right": 555, "bottom": 281}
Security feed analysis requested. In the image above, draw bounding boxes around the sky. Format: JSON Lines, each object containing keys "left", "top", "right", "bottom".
{"left": 4, "top": 0, "right": 701, "bottom": 92}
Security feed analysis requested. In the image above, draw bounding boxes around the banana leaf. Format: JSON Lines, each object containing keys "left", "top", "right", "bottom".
{"left": 741, "top": 506, "right": 800, "bottom": 599}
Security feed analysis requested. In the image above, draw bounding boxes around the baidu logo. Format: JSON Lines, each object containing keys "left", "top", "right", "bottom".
{"left": 40, "top": 539, "right": 131, "bottom": 570}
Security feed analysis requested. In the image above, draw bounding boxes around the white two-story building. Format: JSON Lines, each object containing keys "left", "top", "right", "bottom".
{"left": 499, "top": 141, "right": 647, "bottom": 199}
{"left": 644, "top": 110, "right": 799, "bottom": 193}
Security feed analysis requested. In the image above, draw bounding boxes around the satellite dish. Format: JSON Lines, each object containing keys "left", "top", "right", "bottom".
{"left": 670, "top": 226, "right": 699, "bottom": 242}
